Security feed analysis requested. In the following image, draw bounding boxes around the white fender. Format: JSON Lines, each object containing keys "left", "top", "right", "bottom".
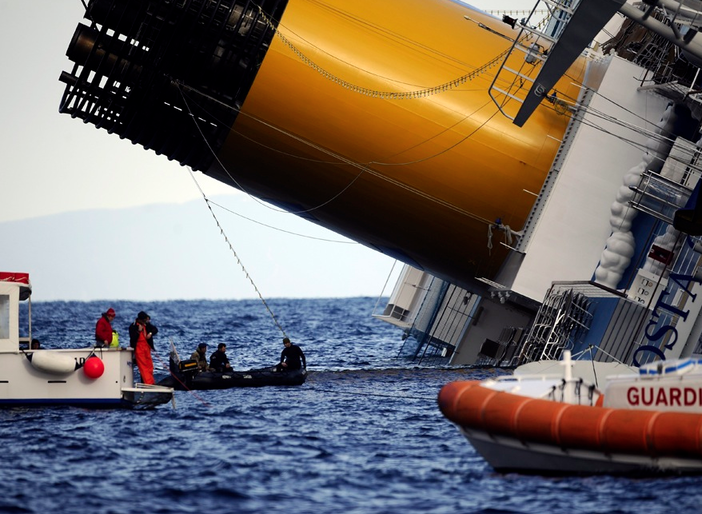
{"left": 28, "top": 351, "right": 80, "bottom": 375}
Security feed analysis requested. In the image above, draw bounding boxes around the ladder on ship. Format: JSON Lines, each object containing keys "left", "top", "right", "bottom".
{"left": 513, "top": 286, "right": 592, "bottom": 365}
{"left": 489, "top": 0, "right": 626, "bottom": 126}
{"left": 489, "top": 0, "right": 578, "bottom": 120}
{"left": 633, "top": 31, "right": 677, "bottom": 84}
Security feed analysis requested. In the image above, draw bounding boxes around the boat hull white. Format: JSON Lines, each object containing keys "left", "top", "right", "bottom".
{"left": 0, "top": 348, "right": 172, "bottom": 409}
{"left": 460, "top": 427, "right": 702, "bottom": 475}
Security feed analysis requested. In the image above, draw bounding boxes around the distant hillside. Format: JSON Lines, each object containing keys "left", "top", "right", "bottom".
{"left": 0, "top": 197, "right": 396, "bottom": 301}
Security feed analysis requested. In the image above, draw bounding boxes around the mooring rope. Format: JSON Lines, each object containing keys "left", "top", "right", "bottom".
{"left": 175, "top": 85, "right": 288, "bottom": 341}
{"left": 186, "top": 167, "right": 288, "bottom": 340}
{"left": 309, "top": 385, "right": 434, "bottom": 401}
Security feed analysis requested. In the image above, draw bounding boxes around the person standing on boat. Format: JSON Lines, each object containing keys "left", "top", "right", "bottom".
{"left": 190, "top": 343, "right": 210, "bottom": 372}
{"left": 95, "top": 308, "right": 116, "bottom": 348}
{"left": 277, "top": 337, "right": 306, "bottom": 372}
{"left": 209, "top": 343, "right": 232, "bottom": 373}
{"left": 129, "top": 311, "right": 157, "bottom": 385}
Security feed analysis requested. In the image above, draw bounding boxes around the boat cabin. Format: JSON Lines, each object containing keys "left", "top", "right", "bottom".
{"left": 0, "top": 272, "right": 31, "bottom": 353}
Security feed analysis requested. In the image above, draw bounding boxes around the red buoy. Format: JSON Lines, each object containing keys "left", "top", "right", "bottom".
{"left": 83, "top": 356, "right": 104, "bottom": 379}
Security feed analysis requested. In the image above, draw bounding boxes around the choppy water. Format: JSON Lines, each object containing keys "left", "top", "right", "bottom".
{"left": 4, "top": 298, "right": 702, "bottom": 513}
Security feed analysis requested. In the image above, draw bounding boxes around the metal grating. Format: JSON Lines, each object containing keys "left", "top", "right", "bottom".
{"left": 59, "top": 0, "right": 288, "bottom": 171}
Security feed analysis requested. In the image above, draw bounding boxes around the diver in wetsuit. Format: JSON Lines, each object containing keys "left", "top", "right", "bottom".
{"left": 209, "top": 343, "right": 232, "bottom": 373}
{"left": 277, "top": 337, "right": 306, "bottom": 371}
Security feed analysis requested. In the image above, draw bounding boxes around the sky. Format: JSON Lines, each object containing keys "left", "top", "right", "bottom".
{"left": 0, "top": 0, "right": 533, "bottom": 301}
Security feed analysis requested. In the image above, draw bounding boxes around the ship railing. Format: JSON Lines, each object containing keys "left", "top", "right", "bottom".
{"left": 629, "top": 170, "right": 696, "bottom": 224}
{"left": 629, "top": 136, "right": 702, "bottom": 223}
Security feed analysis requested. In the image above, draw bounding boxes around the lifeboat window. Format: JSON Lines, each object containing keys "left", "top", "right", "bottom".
{"left": 0, "top": 294, "right": 8, "bottom": 339}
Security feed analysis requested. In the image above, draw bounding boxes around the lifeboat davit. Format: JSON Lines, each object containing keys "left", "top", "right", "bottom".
{"left": 438, "top": 361, "right": 702, "bottom": 475}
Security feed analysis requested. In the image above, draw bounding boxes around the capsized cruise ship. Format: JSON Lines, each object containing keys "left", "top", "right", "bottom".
{"left": 58, "top": 0, "right": 702, "bottom": 368}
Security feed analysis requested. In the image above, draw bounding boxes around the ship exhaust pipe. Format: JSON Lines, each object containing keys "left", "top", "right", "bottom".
{"left": 59, "top": 0, "right": 288, "bottom": 169}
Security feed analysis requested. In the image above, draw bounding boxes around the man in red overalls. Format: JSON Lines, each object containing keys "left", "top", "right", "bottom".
{"left": 129, "top": 311, "right": 157, "bottom": 384}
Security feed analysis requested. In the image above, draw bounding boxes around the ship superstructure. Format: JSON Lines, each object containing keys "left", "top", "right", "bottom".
{"left": 378, "top": 1, "right": 702, "bottom": 367}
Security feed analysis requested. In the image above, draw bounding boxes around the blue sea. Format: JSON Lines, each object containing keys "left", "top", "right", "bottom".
{"left": 4, "top": 297, "right": 702, "bottom": 513}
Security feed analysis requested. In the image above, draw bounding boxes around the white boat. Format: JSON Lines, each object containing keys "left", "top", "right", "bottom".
{"left": 439, "top": 351, "right": 702, "bottom": 474}
{"left": 0, "top": 272, "right": 173, "bottom": 409}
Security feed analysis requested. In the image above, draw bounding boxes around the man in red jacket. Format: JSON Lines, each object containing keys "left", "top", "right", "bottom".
{"left": 95, "top": 308, "right": 116, "bottom": 348}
